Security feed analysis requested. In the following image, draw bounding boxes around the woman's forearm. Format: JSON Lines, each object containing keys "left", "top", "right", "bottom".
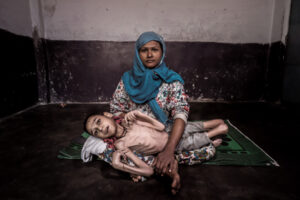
{"left": 153, "top": 118, "right": 185, "bottom": 174}
{"left": 164, "top": 118, "right": 185, "bottom": 152}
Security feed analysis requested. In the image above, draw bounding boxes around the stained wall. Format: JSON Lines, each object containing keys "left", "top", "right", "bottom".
{"left": 0, "top": 0, "right": 292, "bottom": 117}
{"left": 33, "top": 0, "right": 290, "bottom": 103}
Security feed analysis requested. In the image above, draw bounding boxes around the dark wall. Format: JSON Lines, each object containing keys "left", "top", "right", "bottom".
{"left": 0, "top": 27, "right": 285, "bottom": 119}
{"left": 0, "top": 29, "right": 38, "bottom": 118}
{"left": 37, "top": 40, "right": 284, "bottom": 103}
{"left": 283, "top": 0, "right": 300, "bottom": 103}
{"left": 0, "top": 26, "right": 285, "bottom": 119}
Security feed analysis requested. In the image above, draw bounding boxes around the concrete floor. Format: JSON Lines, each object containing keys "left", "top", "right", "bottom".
{"left": 0, "top": 103, "right": 299, "bottom": 200}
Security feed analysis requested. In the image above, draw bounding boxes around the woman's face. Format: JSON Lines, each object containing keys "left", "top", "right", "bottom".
{"left": 139, "top": 41, "right": 162, "bottom": 68}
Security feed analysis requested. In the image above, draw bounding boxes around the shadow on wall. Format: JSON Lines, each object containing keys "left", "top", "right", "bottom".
{"left": 0, "top": 29, "right": 38, "bottom": 118}
{"left": 282, "top": 0, "right": 300, "bottom": 104}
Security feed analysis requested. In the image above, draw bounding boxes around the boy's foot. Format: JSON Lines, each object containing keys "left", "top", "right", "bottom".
{"left": 212, "top": 138, "right": 223, "bottom": 147}
{"left": 216, "top": 124, "right": 228, "bottom": 135}
{"left": 130, "top": 174, "right": 142, "bottom": 182}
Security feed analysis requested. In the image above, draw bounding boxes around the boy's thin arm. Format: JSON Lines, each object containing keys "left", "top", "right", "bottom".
{"left": 112, "top": 148, "right": 154, "bottom": 177}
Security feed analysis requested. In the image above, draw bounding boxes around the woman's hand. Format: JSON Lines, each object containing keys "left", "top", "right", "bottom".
{"left": 153, "top": 149, "right": 176, "bottom": 175}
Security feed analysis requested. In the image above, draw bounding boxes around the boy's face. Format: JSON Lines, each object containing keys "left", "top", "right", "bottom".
{"left": 86, "top": 115, "right": 117, "bottom": 139}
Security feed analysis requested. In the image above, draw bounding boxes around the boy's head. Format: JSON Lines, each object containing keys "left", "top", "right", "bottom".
{"left": 85, "top": 112, "right": 117, "bottom": 139}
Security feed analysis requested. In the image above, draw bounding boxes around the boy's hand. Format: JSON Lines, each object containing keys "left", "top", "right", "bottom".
{"left": 124, "top": 110, "right": 140, "bottom": 124}
{"left": 103, "top": 112, "right": 113, "bottom": 118}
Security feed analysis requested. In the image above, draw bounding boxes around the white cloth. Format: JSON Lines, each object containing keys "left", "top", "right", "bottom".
{"left": 81, "top": 136, "right": 107, "bottom": 163}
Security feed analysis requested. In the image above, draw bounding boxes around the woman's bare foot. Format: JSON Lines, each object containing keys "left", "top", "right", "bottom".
{"left": 171, "top": 172, "right": 181, "bottom": 195}
{"left": 166, "top": 160, "right": 181, "bottom": 195}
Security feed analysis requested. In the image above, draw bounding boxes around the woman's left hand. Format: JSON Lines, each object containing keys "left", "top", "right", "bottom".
{"left": 154, "top": 149, "right": 176, "bottom": 175}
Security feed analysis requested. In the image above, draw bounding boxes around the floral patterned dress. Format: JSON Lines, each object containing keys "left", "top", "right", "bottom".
{"left": 110, "top": 79, "right": 189, "bottom": 130}
{"left": 97, "top": 79, "right": 216, "bottom": 167}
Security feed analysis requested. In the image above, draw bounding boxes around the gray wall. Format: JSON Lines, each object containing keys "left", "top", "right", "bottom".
{"left": 33, "top": 0, "right": 289, "bottom": 43}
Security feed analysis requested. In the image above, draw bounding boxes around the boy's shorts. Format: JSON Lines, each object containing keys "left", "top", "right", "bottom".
{"left": 176, "top": 121, "right": 211, "bottom": 151}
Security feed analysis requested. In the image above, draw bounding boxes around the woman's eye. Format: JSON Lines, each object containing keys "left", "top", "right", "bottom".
{"left": 97, "top": 119, "right": 101, "bottom": 125}
{"left": 140, "top": 49, "right": 147, "bottom": 53}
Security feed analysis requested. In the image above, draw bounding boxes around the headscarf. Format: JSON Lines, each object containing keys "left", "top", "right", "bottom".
{"left": 122, "top": 31, "right": 184, "bottom": 124}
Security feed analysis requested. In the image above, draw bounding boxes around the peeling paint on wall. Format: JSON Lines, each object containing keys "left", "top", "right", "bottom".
{"left": 43, "top": 0, "right": 57, "bottom": 18}
{"left": 38, "top": 0, "right": 289, "bottom": 43}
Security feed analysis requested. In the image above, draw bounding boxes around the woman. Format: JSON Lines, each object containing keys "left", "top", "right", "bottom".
{"left": 110, "top": 31, "right": 215, "bottom": 174}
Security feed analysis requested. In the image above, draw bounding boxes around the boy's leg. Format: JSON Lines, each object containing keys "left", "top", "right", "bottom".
{"left": 203, "top": 119, "right": 225, "bottom": 129}
{"left": 177, "top": 132, "right": 212, "bottom": 151}
{"left": 184, "top": 121, "right": 206, "bottom": 133}
{"left": 203, "top": 119, "right": 228, "bottom": 138}
{"left": 184, "top": 119, "right": 227, "bottom": 135}
{"left": 177, "top": 119, "right": 228, "bottom": 151}
{"left": 177, "top": 120, "right": 222, "bottom": 151}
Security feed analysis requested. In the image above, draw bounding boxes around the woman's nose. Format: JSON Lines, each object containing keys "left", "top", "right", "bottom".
{"left": 147, "top": 50, "right": 152, "bottom": 57}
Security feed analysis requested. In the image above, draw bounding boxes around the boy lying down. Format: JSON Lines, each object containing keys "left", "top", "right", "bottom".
{"left": 82, "top": 110, "right": 228, "bottom": 194}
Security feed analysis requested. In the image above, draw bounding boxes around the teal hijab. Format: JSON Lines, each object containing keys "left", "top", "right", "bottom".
{"left": 122, "top": 31, "right": 184, "bottom": 124}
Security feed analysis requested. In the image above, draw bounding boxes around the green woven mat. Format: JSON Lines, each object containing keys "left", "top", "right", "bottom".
{"left": 204, "top": 120, "right": 279, "bottom": 166}
{"left": 57, "top": 120, "right": 279, "bottom": 167}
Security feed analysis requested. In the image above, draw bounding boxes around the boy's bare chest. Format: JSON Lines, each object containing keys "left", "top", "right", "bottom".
{"left": 121, "top": 124, "right": 168, "bottom": 154}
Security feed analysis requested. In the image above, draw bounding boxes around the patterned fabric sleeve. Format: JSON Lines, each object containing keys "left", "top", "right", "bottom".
{"left": 176, "top": 143, "right": 216, "bottom": 165}
{"left": 110, "top": 79, "right": 130, "bottom": 115}
{"left": 168, "top": 81, "right": 190, "bottom": 124}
